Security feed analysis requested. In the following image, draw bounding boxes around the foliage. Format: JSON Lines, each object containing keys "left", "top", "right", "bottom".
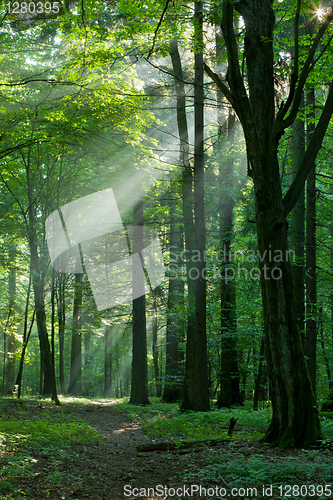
{"left": 0, "top": 397, "right": 99, "bottom": 498}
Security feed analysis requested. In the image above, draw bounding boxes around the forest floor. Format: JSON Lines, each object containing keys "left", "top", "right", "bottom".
{"left": 1, "top": 397, "right": 333, "bottom": 500}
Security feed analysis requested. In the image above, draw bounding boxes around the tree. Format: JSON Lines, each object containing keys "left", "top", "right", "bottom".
{"left": 205, "top": 0, "right": 333, "bottom": 447}
{"left": 68, "top": 273, "right": 83, "bottom": 395}
{"left": 130, "top": 200, "right": 150, "bottom": 405}
{"left": 181, "top": 0, "right": 210, "bottom": 412}
{"left": 217, "top": 112, "right": 241, "bottom": 408}
{"left": 305, "top": 88, "right": 317, "bottom": 395}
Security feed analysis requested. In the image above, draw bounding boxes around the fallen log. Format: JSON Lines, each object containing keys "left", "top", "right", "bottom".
{"left": 136, "top": 438, "right": 229, "bottom": 452}
{"left": 137, "top": 417, "right": 238, "bottom": 452}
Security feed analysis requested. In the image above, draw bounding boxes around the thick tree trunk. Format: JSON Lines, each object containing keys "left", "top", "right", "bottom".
{"left": 68, "top": 273, "right": 83, "bottom": 395}
{"left": 168, "top": 39, "right": 195, "bottom": 408}
{"left": 290, "top": 95, "right": 305, "bottom": 345}
{"left": 218, "top": 0, "right": 324, "bottom": 447}
{"left": 26, "top": 173, "right": 59, "bottom": 403}
{"left": 181, "top": 0, "right": 209, "bottom": 412}
{"left": 130, "top": 200, "right": 150, "bottom": 405}
{"left": 305, "top": 88, "right": 317, "bottom": 396}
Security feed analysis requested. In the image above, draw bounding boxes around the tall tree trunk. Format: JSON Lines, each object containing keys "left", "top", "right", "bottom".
{"left": 84, "top": 328, "right": 91, "bottom": 396}
{"left": 152, "top": 313, "right": 162, "bottom": 397}
{"left": 217, "top": 112, "right": 241, "bottom": 408}
{"left": 305, "top": 88, "right": 317, "bottom": 396}
{"left": 68, "top": 273, "right": 83, "bottom": 395}
{"left": 253, "top": 337, "right": 265, "bottom": 411}
{"left": 50, "top": 269, "right": 56, "bottom": 378}
{"left": 168, "top": 39, "right": 195, "bottom": 408}
{"left": 130, "top": 200, "right": 150, "bottom": 405}
{"left": 5, "top": 243, "right": 16, "bottom": 395}
{"left": 319, "top": 307, "right": 331, "bottom": 390}
{"left": 56, "top": 273, "right": 66, "bottom": 394}
{"left": 104, "top": 324, "right": 112, "bottom": 398}
{"left": 290, "top": 94, "right": 305, "bottom": 345}
{"left": 16, "top": 271, "right": 34, "bottom": 398}
{"left": 181, "top": 1, "right": 210, "bottom": 412}
{"left": 162, "top": 187, "right": 183, "bottom": 402}
{"left": 28, "top": 210, "right": 60, "bottom": 404}
{"left": 16, "top": 311, "right": 35, "bottom": 398}
{"left": 215, "top": 0, "right": 326, "bottom": 447}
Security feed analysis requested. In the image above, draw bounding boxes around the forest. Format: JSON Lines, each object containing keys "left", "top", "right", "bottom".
{"left": 2, "top": 0, "right": 333, "bottom": 498}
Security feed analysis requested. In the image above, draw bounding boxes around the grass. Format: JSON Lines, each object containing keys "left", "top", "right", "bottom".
{"left": 114, "top": 398, "right": 333, "bottom": 499}
{"left": 1, "top": 396, "right": 333, "bottom": 500}
{"left": 115, "top": 398, "right": 272, "bottom": 441}
{"left": 0, "top": 396, "right": 99, "bottom": 499}
{"left": 115, "top": 397, "right": 333, "bottom": 441}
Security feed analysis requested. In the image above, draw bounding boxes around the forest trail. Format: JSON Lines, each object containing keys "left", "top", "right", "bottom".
{"left": 3, "top": 399, "right": 333, "bottom": 499}
{"left": 69, "top": 401, "right": 185, "bottom": 500}
{"left": 8, "top": 400, "right": 194, "bottom": 500}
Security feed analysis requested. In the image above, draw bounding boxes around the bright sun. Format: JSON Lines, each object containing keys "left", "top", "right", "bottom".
{"left": 316, "top": 7, "right": 326, "bottom": 20}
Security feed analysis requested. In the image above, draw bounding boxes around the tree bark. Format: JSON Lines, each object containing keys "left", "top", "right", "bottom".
{"left": 104, "top": 324, "right": 112, "bottom": 398}
{"left": 168, "top": 39, "right": 194, "bottom": 407}
{"left": 211, "top": 0, "right": 328, "bottom": 447}
{"left": 290, "top": 94, "right": 305, "bottom": 345}
{"left": 5, "top": 244, "right": 16, "bottom": 395}
{"left": 84, "top": 327, "right": 91, "bottom": 396}
{"left": 56, "top": 273, "right": 66, "bottom": 394}
{"left": 253, "top": 338, "right": 265, "bottom": 411}
{"left": 162, "top": 186, "right": 183, "bottom": 402}
{"left": 16, "top": 271, "right": 34, "bottom": 398}
{"left": 305, "top": 88, "right": 317, "bottom": 396}
{"left": 68, "top": 273, "right": 83, "bottom": 395}
{"left": 217, "top": 112, "right": 241, "bottom": 408}
{"left": 27, "top": 202, "right": 60, "bottom": 404}
{"left": 130, "top": 200, "right": 150, "bottom": 405}
{"left": 181, "top": 0, "right": 209, "bottom": 412}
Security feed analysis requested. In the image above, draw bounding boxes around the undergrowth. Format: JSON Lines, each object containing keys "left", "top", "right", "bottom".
{"left": 0, "top": 396, "right": 99, "bottom": 499}
{"left": 115, "top": 398, "right": 272, "bottom": 442}
{"left": 115, "top": 398, "right": 333, "bottom": 499}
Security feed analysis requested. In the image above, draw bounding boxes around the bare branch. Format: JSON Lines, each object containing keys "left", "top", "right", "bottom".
{"left": 147, "top": 0, "right": 173, "bottom": 59}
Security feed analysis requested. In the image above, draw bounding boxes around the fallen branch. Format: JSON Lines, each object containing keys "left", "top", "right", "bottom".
{"left": 137, "top": 417, "right": 238, "bottom": 452}
{"left": 136, "top": 438, "right": 229, "bottom": 453}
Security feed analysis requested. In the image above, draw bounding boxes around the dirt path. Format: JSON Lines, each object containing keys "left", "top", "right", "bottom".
{"left": 53, "top": 401, "right": 188, "bottom": 500}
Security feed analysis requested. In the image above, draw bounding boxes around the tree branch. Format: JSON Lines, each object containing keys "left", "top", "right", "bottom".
{"left": 221, "top": 0, "right": 262, "bottom": 161}
{"left": 273, "top": 7, "right": 333, "bottom": 141}
{"left": 273, "top": 0, "right": 301, "bottom": 130}
{"left": 147, "top": 0, "right": 172, "bottom": 59}
{"left": 204, "top": 63, "right": 236, "bottom": 109}
{"left": 283, "top": 83, "right": 333, "bottom": 216}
